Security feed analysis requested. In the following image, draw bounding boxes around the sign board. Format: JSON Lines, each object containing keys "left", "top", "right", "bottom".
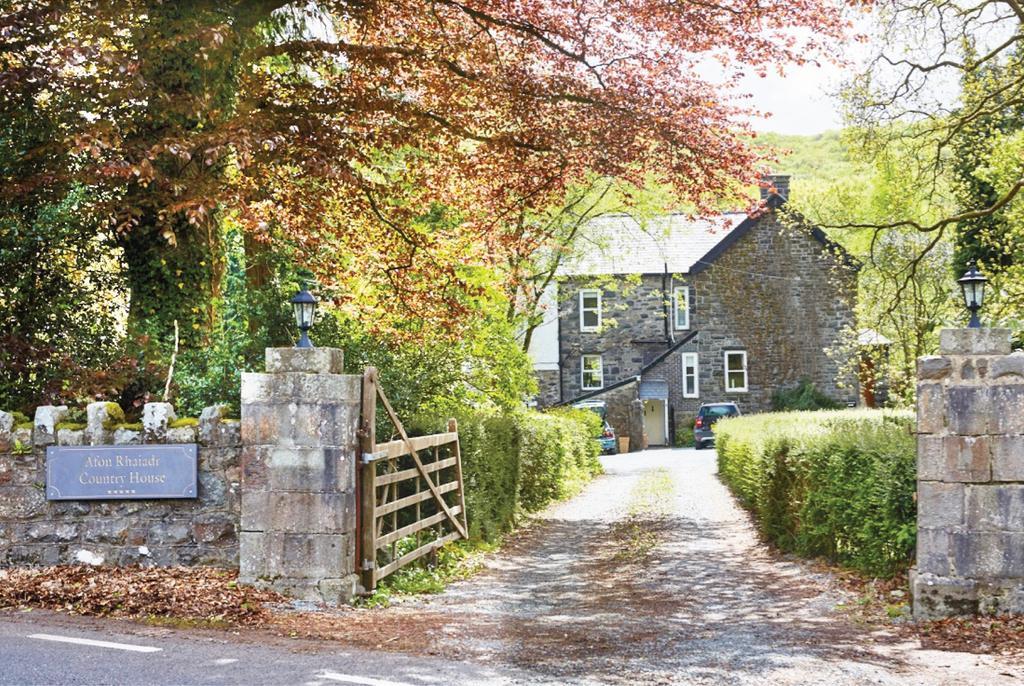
{"left": 45, "top": 444, "right": 198, "bottom": 500}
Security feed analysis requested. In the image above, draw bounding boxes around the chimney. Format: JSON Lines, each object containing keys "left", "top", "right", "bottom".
{"left": 760, "top": 173, "right": 791, "bottom": 202}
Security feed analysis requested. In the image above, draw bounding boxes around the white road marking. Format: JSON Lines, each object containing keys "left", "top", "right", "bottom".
{"left": 213, "top": 658, "right": 239, "bottom": 665}
{"left": 28, "top": 633, "right": 162, "bottom": 653}
{"left": 316, "top": 671, "right": 415, "bottom": 686}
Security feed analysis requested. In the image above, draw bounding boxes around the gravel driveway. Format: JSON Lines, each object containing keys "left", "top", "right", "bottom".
{"left": 377, "top": 448, "right": 1022, "bottom": 685}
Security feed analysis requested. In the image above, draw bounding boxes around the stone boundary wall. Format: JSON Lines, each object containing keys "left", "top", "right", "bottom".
{"left": 913, "top": 328, "right": 1024, "bottom": 618}
{"left": 0, "top": 401, "right": 241, "bottom": 568}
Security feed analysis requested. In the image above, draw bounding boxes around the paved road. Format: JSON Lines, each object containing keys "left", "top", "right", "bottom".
{"left": 0, "top": 609, "right": 535, "bottom": 686}
{"left": 1, "top": 448, "right": 1022, "bottom": 685}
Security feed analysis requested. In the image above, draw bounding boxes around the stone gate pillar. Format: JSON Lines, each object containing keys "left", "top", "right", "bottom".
{"left": 913, "top": 328, "right": 1024, "bottom": 618}
{"left": 239, "top": 348, "right": 361, "bottom": 603}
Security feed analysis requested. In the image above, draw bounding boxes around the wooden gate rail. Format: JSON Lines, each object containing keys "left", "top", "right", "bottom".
{"left": 358, "top": 367, "right": 468, "bottom": 592}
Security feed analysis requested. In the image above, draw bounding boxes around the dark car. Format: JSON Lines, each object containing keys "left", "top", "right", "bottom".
{"left": 572, "top": 400, "right": 618, "bottom": 454}
{"left": 693, "top": 402, "right": 740, "bottom": 449}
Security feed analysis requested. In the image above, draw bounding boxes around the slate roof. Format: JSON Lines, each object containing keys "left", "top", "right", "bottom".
{"left": 559, "top": 212, "right": 750, "bottom": 276}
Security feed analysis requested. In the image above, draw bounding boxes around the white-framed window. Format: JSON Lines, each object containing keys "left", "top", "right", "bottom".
{"left": 579, "top": 289, "right": 602, "bottom": 332}
{"left": 673, "top": 286, "right": 689, "bottom": 330}
{"left": 681, "top": 352, "right": 699, "bottom": 398}
{"left": 724, "top": 350, "right": 748, "bottom": 393}
{"left": 581, "top": 354, "right": 604, "bottom": 390}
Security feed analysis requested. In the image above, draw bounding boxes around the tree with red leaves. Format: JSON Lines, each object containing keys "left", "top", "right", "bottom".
{"left": 1, "top": 0, "right": 853, "bottom": 344}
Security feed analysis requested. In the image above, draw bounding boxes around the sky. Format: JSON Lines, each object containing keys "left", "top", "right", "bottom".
{"left": 740, "top": 63, "right": 846, "bottom": 135}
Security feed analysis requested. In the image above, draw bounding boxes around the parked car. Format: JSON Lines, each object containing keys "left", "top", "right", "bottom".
{"left": 693, "top": 402, "right": 740, "bottom": 449}
{"left": 572, "top": 400, "right": 618, "bottom": 454}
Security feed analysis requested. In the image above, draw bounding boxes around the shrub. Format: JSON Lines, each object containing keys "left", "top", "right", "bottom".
{"left": 450, "top": 407, "right": 603, "bottom": 542}
{"left": 715, "top": 409, "right": 916, "bottom": 577}
{"left": 771, "top": 378, "right": 842, "bottom": 411}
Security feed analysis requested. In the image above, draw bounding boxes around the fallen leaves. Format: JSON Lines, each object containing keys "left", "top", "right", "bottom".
{"left": 0, "top": 566, "right": 283, "bottom": 625}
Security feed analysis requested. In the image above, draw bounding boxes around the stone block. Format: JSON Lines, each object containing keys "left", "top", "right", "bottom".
{"left": 26, "top": 522, "right": 78, "bottom": 542}
{"left": 12, "top": 427, "right": 31, "bottom": 449}
{"left": 148, "top": 521, "right": 193, "bottom": 545}
{"left": 918, "top": 482, "right": 964, "bottom": 528}
{"left": 966, "top": 485, "right": 1024, "bottom": 532}
{"left": 264, "top": 532, "right": 351, "bottom": 580}
{"left": 192, "top": 513, "right": 236, "bottom": 544}
{"left": 34, "top": 405, "right": 68, "bottom": 446}
{"left": 83, "top": 519, "right": 129, "bottom": 544}
{"left": 219, "top": 420, "right": 241, "bottom": 447}
{"left": 0, "top": 486, "right": 46, "bottom": 518}
{"left": 240, "top": 445, "right": 270, "bottom": 489}
{"left": 991, "top": 436, "right": 1024, "bottom": 481}
{"left": 948, "top": 435, "right": 991, "bottom": 482}
{"left": 265, "top": 347, "right": 344, "bottom": 375}
{"left": 947, "top": 386, "right": 992, "bottom": 435}
{"left": 85, "top": 402, "right": 119, "bottom": 446}
{"left": 199, "top": 404, "right": 226, "bottom": 442}
{"left": 142, "top": 402, "right": 176, "bottom": 442}
{"left": 977, "top": 582, "right": 1024, "bottom": 615}
{"left": 939, "top": 328, "right": 1012, "bottom": 356}
{"left": 57, "top": 428, "right": 85, "bottom": 446}
{"left": 913, "top": 572, "right": 979, "bottom": 619}
{"left": 921, "top": 435, "right": 991, "bottom": 482}
{"left": 267, "top": 447, "right": 352, "bottom": 493}
{"left": 238, "top": 531, "right": 268, "bottom": 582}
{"left": 166, "top": 426, "right": 198, "bottom": 444}
{"left": 951, "top": 531, "right": 1024, "bottom": 579}
{"left": 200, "top": 447, "right": 239, "bottom": 472}
{"left": 918, "top": 356, "right": 952, "bottom": 380}
{"left": 318, "top": 574, "right": 360, "bottom": 604}
{"left": 992, "top": 385, "right": 1024, "bottom": 434}
{"left": 241, "top": 373, "right": 361, "bottom": 405}
{"left": 113, "top": 428, "right": 141, "bottom": 445}
{"left": 241, "top": 490, "right": 270, "bottom": 532}
{"left": 198, "top": 471, "right": 228, "bottom": 507}
{"left": 917, "top": 383, "right": 945, "bottom": 434}
{"left": 916, "top": 527, "right": 951, "bottom": 575}
{"left": 959, "top": 358, "right": 989, "bottom": 381}
{"left": 0, "top": 410, "right": 12, "bottom": 451}
{"left": 265, "top": 491, "right": 356, "bottom": 535}
{"left": 992, "top": 352, "right": 1024, "bottom": 381}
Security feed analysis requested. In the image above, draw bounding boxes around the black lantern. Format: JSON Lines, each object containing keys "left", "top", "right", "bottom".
{"left": 290, "top": 288, "right": 318, "bottom": 348}
{"left": 957, "top": 264, "right": 987, "bottom": 329}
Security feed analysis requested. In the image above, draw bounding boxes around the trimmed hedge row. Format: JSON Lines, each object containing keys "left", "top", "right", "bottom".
{"left": 453, "top": 407, "right": 604, "bottom": 541}
{"left": 715, "top": 409, "right": 917, "bottom": 577}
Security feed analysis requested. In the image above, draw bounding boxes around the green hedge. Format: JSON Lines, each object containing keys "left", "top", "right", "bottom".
{"left": 715, "top": 409, "right": 916, "bottom": 577}
{"left": 452, "top": 407, "right": 603, "bottom": 541}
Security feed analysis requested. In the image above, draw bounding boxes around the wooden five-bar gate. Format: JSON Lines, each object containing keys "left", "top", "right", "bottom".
{"left": 357, "top": 367, "right": 468, "bottom": 592}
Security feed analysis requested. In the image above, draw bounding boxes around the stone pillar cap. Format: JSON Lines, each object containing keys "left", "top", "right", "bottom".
{"left": 939, "top": 328, "right": 1012, "bottom": 356}
{"left": 265, "top": 347, "right": 344, "bottom": 374}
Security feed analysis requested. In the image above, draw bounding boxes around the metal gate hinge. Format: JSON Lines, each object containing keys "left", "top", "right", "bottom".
{"left": 361, "top": 559, "right": 376, "bottom": 571}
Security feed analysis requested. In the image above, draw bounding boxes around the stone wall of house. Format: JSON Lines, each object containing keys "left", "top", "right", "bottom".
{"left": 558, "top": 272, "right": 675, "bottom": 403}
{"left": 550, "top": 209, "right": 858, "bottom": 440}
{"left": 0, "top": 402, "right": 240, "bottom": 568}
{"left": 689, "top": 214, "right": 858, "bottom": 418}
{"left": 535, "top": 369, "right": 561, "bottom": 408}
{"left": 913, "top": 328, "right": 1024, "bottom": 618}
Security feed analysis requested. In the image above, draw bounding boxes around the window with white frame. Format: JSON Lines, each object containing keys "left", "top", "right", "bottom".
{"left": 673, "top": 286, "right": 690, "bottom": 330}
{"left": 579, "top": 289, "right": 602, "bottom": 332}
{"left": 681, "top": 353, "right": 699, "bottom": 398}
{"left": 581, "top": 354, "right": 604, "bottom": 390}
{"left": 724, "top": 351, "right": 748, "bottom": 392}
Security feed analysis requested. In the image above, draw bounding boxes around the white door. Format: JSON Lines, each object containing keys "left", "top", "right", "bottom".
{"left": 644, "top": 399, "right": 667, "bottom": 446}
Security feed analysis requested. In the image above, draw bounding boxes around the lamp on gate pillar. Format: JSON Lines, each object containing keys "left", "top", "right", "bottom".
{"left": 290, "top": 287, "right": 318, "bottom": 348}
{"left": 957, "top": 264, "right": 987, "bottom": 329}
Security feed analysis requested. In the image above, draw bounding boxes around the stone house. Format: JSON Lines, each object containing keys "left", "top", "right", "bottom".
{"left": 528, "top": 176, "right": 859, "bottom": 447}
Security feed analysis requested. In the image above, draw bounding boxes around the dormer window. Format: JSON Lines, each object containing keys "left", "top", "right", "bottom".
{"left": 579, "top": 289, "right": 602, "bottom": 332}
{"left": 673, "top": 286, "right": 689, "bottom": 330}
